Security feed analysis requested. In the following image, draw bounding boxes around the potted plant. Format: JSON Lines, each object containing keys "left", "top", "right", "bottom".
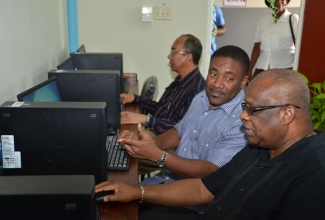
{"left": 296, "top": 71, "right": 325, "bottom": 131}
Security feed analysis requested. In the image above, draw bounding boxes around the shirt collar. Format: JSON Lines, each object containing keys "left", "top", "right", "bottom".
{"left": 257, "top": 131, "right": 325, "bottom": 166}
{"left": 175, "top": 67, "right": 200, "bottom": 86}
{"left": 278, "top": 9, "right": 291, "bottom": 21}
{"left": 201, "top": 89, "right": 245, "bottom": 116}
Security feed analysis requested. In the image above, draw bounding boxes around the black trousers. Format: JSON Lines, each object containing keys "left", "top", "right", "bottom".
{"left": 139, "top": 202, "right": 202, "bottom": 220}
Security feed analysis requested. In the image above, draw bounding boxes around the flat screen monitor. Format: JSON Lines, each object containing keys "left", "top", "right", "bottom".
{"left": 0, "top": 175, "right": 98, "bottom": 220}
{"left": 17, "top": 77, "right": 62, "bottom": 102}
{"left": 0, "top": 101, "right": 108, "bottom": 184}
{"left": 57, "top": 56, "right": 76, "bottom": 70}
{"left": 48, "top": 69, "right": 121, "bottom": 132}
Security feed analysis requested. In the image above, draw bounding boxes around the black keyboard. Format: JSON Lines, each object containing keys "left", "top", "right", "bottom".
{"left": 106, "top": 135, "right": 130, "bottom": 171}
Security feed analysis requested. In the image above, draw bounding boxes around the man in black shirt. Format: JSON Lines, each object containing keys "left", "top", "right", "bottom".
{"left": 96, "top": 69, "right": 325, "bottom": 220}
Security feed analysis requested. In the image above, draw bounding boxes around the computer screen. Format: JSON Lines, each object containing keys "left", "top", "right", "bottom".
{"left": 0, "top": 101, "right": 108, "bottom": 184}
{"left": 48, "top": 69, "right": 121, "bottom": 132}
{"left": 57, "top": 56, "right": 76, "bottom": 70}
{"left": 17, "top": 77, "right": 62, "bottom": 102}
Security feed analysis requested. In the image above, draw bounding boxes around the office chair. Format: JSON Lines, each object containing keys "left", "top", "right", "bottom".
{"left": 140, "top": 76, "right": 158, "bottom": 100}
{"left": 140, "top": 76, "right": 158, "bottom": 114}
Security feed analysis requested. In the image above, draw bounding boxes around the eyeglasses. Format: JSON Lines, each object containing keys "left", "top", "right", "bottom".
{"left": 241, "top": 103, "right": 301, "bottom": 116}
{"left": 170, "top": 49, "right": 188, "bottom": 55}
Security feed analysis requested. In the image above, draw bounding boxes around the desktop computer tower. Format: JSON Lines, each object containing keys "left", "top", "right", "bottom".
{"left": 0, "top": 101, "right": 108, "bottom": 184}
{"left": 0, "top": 175, "right": 98, "bottom": 220}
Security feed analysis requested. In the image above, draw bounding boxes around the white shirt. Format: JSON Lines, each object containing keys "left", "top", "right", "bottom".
{"left": 253, "top": 9, "right": 299, "bottom": 70}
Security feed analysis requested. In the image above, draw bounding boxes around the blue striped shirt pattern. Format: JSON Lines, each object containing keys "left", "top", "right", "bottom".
{"left": 141, "top": 89, "right": 247, "bottom": 185}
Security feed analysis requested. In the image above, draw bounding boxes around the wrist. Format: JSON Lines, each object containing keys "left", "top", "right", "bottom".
{"left": 156, "top": 150, "right": 168, "bottom": 168}
{"left": 144, "top": 114, "right": 151, "bottom": 127}
{"left": 139, "top": 185, "right": 144, "bottom": 203}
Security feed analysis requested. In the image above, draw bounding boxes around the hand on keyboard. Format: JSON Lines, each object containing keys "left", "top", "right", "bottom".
{"left": 106, "top": 135, "right": 130, "bottom": 171}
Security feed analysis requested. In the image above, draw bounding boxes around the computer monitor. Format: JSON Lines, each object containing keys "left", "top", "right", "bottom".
{"left": 76, "top": 44, "right": 86, "bottom": 53}
{"left": 17, "top": 77, "right": 62, "bottom": 102}
{"left": 0, "top": 101, "right": 108, "bottom": 184}
{"left": 48, "top": 69, "right": 121, "bottom": 132}
{"left": 0, "top": 175, "right": 98, "bottom": 220}
{"left": 69, "top": 53, "right": 125, "bottom": 93}
{"left": 57, "top": 56, "right": 76, "bottom": 70}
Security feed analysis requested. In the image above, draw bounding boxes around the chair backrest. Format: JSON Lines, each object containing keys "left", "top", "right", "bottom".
{"left": 140, "top": 76, "right": 158, "bottom": 114}
{"left": 140, "top": 76, "right": 158, "bottom": 101}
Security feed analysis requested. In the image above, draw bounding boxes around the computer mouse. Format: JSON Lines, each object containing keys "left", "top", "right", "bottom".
{"left": 94, "top": 190, "right": 115, "bottom": 202}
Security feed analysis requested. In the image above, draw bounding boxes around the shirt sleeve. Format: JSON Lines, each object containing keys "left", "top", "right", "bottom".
{"left": 215, "top": 5, "right": 225, "bottom": 26}
{"left": 253, "top": 21, "right": 261, "bottom": 43}
{"left": 292, "top": 14, "right": 299, "bottom": 41}
{"left": 148, "top": 97, "right": 193, "bottom": 134}
{"left": 135, "top": 94, "right": 159, "bottom": 116}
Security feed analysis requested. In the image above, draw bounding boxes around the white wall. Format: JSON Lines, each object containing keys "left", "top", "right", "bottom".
{"left": 0, "top": 0, "right": 304, "bottom": 105}
{"left": 0, "top": 0, "right": 68, "bottom": 105}
{"left": 78, "top": 0, "right": 212, "bottom": 99}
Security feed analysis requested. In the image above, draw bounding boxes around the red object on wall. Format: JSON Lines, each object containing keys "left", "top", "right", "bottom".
{"left": 298, "top": 0, "right": 325, "bottom": 84}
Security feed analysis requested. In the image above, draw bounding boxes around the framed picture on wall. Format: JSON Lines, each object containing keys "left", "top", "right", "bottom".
{"left": 223, "top": 0, "right": 247, "bottom": 7}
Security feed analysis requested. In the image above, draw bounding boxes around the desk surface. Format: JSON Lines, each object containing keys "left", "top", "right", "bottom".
{"left": 98, "top": 81, "right": 139, "bottom": 220}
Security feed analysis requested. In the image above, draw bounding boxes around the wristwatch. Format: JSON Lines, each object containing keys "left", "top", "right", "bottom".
{"left": 156, "top": 151, "right": 168, "bottom": 168}
{"left": 145, "top": 114, "right": 151, "bottom": 128}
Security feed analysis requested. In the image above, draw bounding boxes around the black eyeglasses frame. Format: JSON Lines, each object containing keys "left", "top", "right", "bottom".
{"left": 241, "top": 103, "right": 301, "bottom": 116}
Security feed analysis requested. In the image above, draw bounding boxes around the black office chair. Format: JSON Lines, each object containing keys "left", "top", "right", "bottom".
{"left": 140, "top": 76, "right": 158, "bottom": 100}
{"left": 140, "top": 76, "right": 158, "bottom": 114}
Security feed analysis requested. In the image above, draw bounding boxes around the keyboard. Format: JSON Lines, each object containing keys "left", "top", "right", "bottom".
{"left": 106, "top": 135, "right": 130, "bottom": 171}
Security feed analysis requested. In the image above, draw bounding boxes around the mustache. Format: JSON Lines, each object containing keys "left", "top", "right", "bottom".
{"left": 209, "top": 87, "right": 224, "bottom": 94}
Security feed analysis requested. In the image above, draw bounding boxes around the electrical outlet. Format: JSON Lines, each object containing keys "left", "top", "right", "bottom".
{"left": 154, "top": 7, "right": 172, "bottom": 20}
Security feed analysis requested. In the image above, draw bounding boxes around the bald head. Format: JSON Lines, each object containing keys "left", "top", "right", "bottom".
{"left": 242, "top": 69, "right": 314, "bottom": 156}
{"left": 249, "top": 69, "right": 310, "bottom": 111}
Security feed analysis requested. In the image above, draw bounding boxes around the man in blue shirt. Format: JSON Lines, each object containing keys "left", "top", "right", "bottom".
{"left": 116, "top": 45, "right": 249, "bottom": 215}
{"left": 211, "top": 4, "right": 226, "bottom": 55}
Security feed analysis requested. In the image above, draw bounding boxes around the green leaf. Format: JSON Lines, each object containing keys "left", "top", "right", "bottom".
{"left": 312, "top": 83, "right": 322, "bottom": 94}
{"left": 314, "top": 93, "right": 325, "bottom": 99}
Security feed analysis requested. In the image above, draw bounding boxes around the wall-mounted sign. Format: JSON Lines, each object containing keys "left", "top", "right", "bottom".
{"left": 223, "top": 0, "right": 247, "bottom": 7}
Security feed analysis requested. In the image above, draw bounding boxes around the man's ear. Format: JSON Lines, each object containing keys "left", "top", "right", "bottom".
{"left": 282, "top": 106, "right": 296, "bottom": 125}
{"left": 241, "top": 75, "right": 249, "bottom": 88}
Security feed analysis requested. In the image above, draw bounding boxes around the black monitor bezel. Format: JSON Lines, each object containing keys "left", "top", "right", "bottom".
{"left": 16, "top": 77, "right": 62, "bottom": 102}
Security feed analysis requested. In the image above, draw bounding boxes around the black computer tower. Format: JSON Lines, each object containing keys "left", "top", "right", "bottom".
{"left": 0, "top": 175, "right": 98, "bottom": 220}
{"left": 0, "top": 101, "right": 108, "bottom": 183}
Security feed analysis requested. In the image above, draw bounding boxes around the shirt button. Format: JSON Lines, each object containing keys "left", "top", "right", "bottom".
{"left": 193, "top": 130, "right": 196, "bottom": 133}
{"left": 240, "top": 188, "right": 245, "bottom": 192}
{"left": 204, "top": 112, "right": 208, "bottom": 115}
{"left": 217, "top": 207, "right": 221, "bottom": 211}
